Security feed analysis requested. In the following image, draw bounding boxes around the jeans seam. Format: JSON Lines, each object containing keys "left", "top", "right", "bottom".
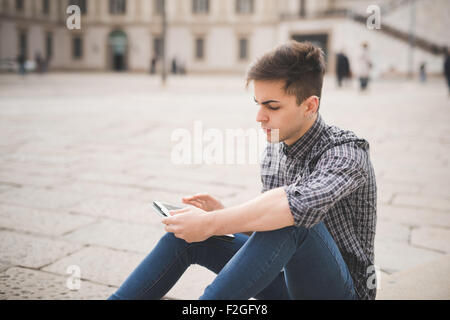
{"left": 137, "top": 238, "right": 243, "bottom": 299}
{"left": 136, "top": 243, "right": 193, "bottom": 299}
{"left": 234, "top": 230, "right": 295, "bottom": 300}
{"left": 310, "top": 228, "right": 355, "bottom": 297}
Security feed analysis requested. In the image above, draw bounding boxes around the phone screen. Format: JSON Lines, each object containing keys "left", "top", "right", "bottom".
{"left": 153, "top": 201, "right": 182, "bottom": 218}
{"left": 151, "top": 200, "right": 235, "bottom": 242}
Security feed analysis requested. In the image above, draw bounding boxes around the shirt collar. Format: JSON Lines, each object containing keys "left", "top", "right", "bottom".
{"left": 280, "top": 114, "right": 326, "bottom": 158}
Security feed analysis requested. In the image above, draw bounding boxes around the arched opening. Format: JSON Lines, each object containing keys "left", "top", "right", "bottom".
{"left": 108, "top": 30, "right": 128, "bottom": 71}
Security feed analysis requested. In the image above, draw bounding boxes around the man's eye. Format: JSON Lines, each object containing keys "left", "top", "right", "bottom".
{"left": 268, "top": 106, "right": 280, "bottom": 111}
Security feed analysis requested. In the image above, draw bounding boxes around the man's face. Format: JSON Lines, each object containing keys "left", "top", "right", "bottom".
{"left": 254, "top": 80, "right": 314, "bottom": 145}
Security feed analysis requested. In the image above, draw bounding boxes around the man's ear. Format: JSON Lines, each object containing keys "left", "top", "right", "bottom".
{"left": 304, "top": 96, "right": 320, "bottom": 114}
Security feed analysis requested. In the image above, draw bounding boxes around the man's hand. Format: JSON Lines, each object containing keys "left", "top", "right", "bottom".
{"left": 182, "top": 193, "right": 225, "bottom": 212}
{"left": 161, "top": 206, "right": 214, "bottom": 243}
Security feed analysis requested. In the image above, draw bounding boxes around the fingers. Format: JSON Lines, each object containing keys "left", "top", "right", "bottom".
{"left": 161, "top": 208, "right": 188, "bottom": 225}
{"left": 164, "top": 224, "right": 178, "bottom": 233}
{"left": 169, "top": 207, "right": 189, "bottom": 216}
{"left": 182, "top": 195, "right": 206, "bottom": 207}
{"left": 161, "top": 217, "right": 172, "bottom": 225}
{"left": 182, "top": 194, "right": 215, "bottom": 208}
{"left": 164, "top": 221, "right": 186, "bottom": 241}
{"left": 182, "top": 197, "right": 197, "bottom": 204}
{"left": 183, "top": 193, "right": 212, "bottom": 201}
{"left": 182, "top": 198, "right": 204, "bottom": 209}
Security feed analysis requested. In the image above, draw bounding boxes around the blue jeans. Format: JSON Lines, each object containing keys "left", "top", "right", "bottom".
{"left": 108, "top": 222, "right": 357, "bottom": 300}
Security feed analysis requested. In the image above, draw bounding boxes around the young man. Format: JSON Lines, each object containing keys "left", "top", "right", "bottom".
{"left": 108, "top": 41, "right": 377, "bottom": 300}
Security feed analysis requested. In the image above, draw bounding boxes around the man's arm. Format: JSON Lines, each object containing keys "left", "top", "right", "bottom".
{"left": 163, "top": 142, "right": 369, "bottom": 243}
{"left": 162, "top": 189, "right": 293, "bottom": 243}
{"left": 207, "top": 187, "right": 295, "bottom": 236}
{"left": 208, "top": 142, "right": 370, "bottom": 236}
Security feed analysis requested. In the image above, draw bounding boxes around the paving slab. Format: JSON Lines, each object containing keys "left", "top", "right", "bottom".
{"left": 0, "top": 267, "right": 115, "bottom": 300}
{"left": 0, "top": 170, "right": 70, "bottom": 189}
{"left": 0, "top": 230, "right": 83, "bottom": 269}
{"left": 374, "top": 238, "right": 444, "bottom": 273}
{"left": 41, "top": 245, "right": 218, "bottom": 300}
{"left": 377, "top": 254, "right": 450, "bottom": 300}
{"left": 376, "top": 179, "right": 423, "bottom": 206}
{"left": 0, "top": 183, "right": 21, "bottom": 195}
{"left": 55, "top": 181, "right": 148, "bottom": 199}
{"left": 62, "top": 219, "right": 166, "bottom": 254}
{"left": 67, "top": 196, "right": 160, "bottom": 224}
{"left": 375, "top": 219, "right": 411, "bottom": 243}
{"left": 0, "top": 186, "right": 92, "bottom": 211}
{"left": 0, "top": 161, "right": 83, "bottom": 181}
{"left": 42, "top": 246, "right": 146, "bottom": 288}
{"left": 410, "top": 227, "right": 450, "bottom": 254}
{"left": 377, "top": 205, "right": 450, "bottom": 228}
{"left": 166, "top": 264, "right": 217, "bottom": 300}
{"left": 0, "top": 204, "right": 96, "bottom": 237}
{"left": 137, "top": 176, "right": 239, "bottom": 198}
{"left": 419, "top": 182, "right": 450, "bottom": 201}
{"left": 392, "top": 194, "right": 450, "bottom": 213}
{"left": 0, "top": 260, "right": 12, "bottom": 273}
{"left": 69, "top": 170, "right": 151, "bottom": 187}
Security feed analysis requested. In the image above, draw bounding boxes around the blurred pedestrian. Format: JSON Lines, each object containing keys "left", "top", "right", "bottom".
{"left": 419, "top": 62, "right": 426, "bottom": 83}
{"left": 17, "top": 54, "right": 26, "bottom": 76}
{"left": 444, "top": 48, "right": 450, "bottom": 95}
{"left": 171, "top": 58, "right": 178, "bottom": 74}
{"left": 336, "top": 51, "right": 351, "bottom": 88}
{"left": 150, "top": 56, "right": 157, "bottom": 74}
{"left": 42, "top": 55, "right": 49, "bottom": 73}
{"left": 35, "top": 52, "right": 43, "bottom": 74}
{"left": 358, "top": 43, "right": 372, "bottom": 92}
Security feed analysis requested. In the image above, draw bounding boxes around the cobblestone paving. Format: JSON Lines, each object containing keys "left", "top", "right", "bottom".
{"left": 0, "top": 73, "right": 449, "bottom": 299}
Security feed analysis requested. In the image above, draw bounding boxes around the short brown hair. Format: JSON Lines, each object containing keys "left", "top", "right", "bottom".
{"left": 246, "top": 40, "right": 326, "bottom": 107}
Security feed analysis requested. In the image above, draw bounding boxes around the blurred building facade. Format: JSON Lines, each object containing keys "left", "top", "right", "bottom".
{"left": 0, "top": 0, "right": 449, "bottom": 75}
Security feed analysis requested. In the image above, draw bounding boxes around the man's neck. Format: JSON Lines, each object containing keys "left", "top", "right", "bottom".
{"left": 284, "top": 114, "right": 318, "bottom": 146}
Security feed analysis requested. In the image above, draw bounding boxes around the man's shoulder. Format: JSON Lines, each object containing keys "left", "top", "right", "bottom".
{"left": 311, "top": 124, "right": 370, "bottom": 160}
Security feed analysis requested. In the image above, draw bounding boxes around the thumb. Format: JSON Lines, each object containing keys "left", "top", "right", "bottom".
{"left": 161, "top": 216, "right": 173, "bottom": 225}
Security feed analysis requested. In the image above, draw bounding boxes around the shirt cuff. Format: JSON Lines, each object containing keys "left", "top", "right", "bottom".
{"left": 283, "top": 184, "right": 320, "bottom": 228}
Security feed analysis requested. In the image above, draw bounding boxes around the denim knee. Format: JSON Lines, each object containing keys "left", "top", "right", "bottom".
{"left": 159, "top": 232, "right": 189, "bottom": 249}
{"left": 260, "top": 225, "right": 310, "bottom": 247}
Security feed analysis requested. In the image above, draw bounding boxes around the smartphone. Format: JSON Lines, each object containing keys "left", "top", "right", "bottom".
{"left": 152, "top": 201, "right": 181, "bottom": 218}
{"left": 151, "top": 201, "right": 235, "bottom": 242}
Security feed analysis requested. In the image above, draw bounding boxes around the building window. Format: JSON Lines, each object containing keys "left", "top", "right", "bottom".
{"left": 15, "top": 0, "right": 24, "bottom": 12}
{"left": 195, "top": 37, "right": 205, "bottom": 60}
{"left": 192, "top": 0, "right": 209, "bottom": 14}
{"left": 46, "top": 32, "right": 53, "bottom": 60}
{"left": 154, "top": 0, "right": 164, "bottom": 15}
{"left": 153, "top": 37, "right": 164, "bottom": 59}
{"left": 109, "top": 0, "right": 126, "bottom": 15}
{"left": 72, "top": 36, "right": 83, "bottom": 59}
{"left": 238, "top": 38, "right": 248, "bottom": 60}
{"left": 68, "top": 0, "right": 87, "bottom": 15}
{"left": 236, "top": 0, "right": 254, "bottom": 14}
{"left": 42, "top": 0, "right": 50, "bottom": 15}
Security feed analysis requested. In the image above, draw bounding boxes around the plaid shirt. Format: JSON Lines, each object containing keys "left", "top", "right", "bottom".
{"left": 260, "top": 114, "right": 377, "bottom": 300}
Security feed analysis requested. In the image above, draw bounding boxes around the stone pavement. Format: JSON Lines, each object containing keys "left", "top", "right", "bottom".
{"left": 0, "top": 73, "right": 449, "bottom": 300}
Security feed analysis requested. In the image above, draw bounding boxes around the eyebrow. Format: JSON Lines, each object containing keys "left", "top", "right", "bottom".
{"left": 254, "top": 97, "right": 280, "bottom": 105}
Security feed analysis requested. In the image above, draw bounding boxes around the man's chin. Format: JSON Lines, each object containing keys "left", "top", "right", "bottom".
{"left": 266, "top": 134, "right": 282, "bottom": 144}
{"left": 262, "top": 128, "right": 281, "bottom": 143}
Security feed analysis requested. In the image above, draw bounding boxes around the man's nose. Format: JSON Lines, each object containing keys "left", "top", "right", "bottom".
{"left": 256, "top": 107, "right": 268, "bottom": 123}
